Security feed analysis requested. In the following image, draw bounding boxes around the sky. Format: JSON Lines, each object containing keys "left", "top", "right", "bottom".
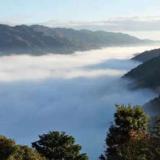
{"left": 1, "top": 0, "right": 160, "bottom": 40}
{"left": 0, "top": 0, "right": 160, "bottom": 24}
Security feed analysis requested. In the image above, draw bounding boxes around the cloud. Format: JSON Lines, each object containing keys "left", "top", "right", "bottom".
{"left": 43, "top": 16, "right": 160, "bottom": 31}
{"left": 0, "top": 45, "right": 159, "bottom": 82}
{"left": 0, "top": 45, "right": 158, "bottom": 159}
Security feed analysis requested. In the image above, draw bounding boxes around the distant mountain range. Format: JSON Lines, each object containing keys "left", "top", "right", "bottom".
{"left": 0, "top": 24, "right": 155, "bottom": 55}
{"left": 124, "top": 48, "right": 160, "bottom": 115}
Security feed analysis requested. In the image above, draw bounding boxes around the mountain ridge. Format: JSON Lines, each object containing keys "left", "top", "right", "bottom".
{"left": 124, "top": 49, "right": 160, "bottom": 114}
{"left": 0, "top": 24, "right": 155, "bottom": 56}
{"left": 133, "top": 48, "right": 160, "bottom": 62}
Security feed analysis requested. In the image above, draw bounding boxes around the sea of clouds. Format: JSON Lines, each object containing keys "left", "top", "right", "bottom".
{"left": 0, "top": 45, "right": 158, "bottom": 159}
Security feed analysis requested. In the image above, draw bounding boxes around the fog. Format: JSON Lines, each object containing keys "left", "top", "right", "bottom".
{"left": 0, "top": 45, "right": 158, "bottom": 159}
{"left": 123, "top": 31, "right": 160, "bottom": 41}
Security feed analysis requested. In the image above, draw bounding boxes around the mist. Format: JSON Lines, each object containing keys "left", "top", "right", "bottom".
{"left": 0, "top": 45, "right": 158, "bottom": 159}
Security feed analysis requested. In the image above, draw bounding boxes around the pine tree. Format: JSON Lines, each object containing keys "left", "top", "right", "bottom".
{"left": 100, "top": 105, "right": 149, "bottom": 160}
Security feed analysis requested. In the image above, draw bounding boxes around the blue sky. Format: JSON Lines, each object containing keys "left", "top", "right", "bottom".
{"left": 0, "top": 0, "right": 160, "bottom": 24}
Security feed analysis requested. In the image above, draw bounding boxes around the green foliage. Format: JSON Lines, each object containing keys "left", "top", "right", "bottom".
{"left": 117, "top": 137, "right": 160, "bottom": 160}
{"left": 9, "top": 145, "right": 45, "bottom": 160}
{"left": 0, "top": 135, "right": 45, "bottom": 160}
{"left": 114, "top": 105, "right": 149, "bottom": 131}
{"left": 32, "top": 131, "right": 88, "bottom": 160}
{"left": 0, "top": 136, "right": 16, "bottom": 160}
{"left": 100, "top": 105, "right": 149, "bottom": 160}
{"left": 0, "top": 131, "right": 87, "bottom": 160}
{"left": 116, "top": 139, "right": 149, "bottom": 160}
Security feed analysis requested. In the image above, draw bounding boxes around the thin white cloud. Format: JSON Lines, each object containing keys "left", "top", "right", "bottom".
{"left": 43, "top": 16, "right": 160, "bottom": 31}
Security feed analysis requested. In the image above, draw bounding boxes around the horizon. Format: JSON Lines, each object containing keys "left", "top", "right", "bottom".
{"left": 1, "top": 0, "right": 160, "bottom": 40}
{"left": 1, "top": 0, "right": 160, "bottom": 23}
{"left": 1, "top": 20, "right": 160, "bottom": 41}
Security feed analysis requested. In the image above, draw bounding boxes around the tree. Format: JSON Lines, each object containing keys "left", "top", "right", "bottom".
{"left": 9, "top": 145, "right": 46, "bottom": 160}
{"left": 0, "top": 135, "right": 45, "bottom": 160}
{"left": 100, "top": 105, "right": 149, "bottom": 160}
{"left": 0, "top": 135, "right": 16, "bottom": 160}
{"left": 32, "top": 131, "right": 88, "bottom": 160}
{"left": 116, "top": 138, "right": 149, "bottom": 160}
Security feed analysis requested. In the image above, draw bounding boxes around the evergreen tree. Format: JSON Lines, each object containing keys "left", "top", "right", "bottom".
{"left": 32, "top": 131, "right": 88, "bottom": 160}
{"left": 100, "top": 105, "right": 149, "bottom": 160}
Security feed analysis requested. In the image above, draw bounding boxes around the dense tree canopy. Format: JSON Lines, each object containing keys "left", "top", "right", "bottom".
{"left": 0, "top": 135, "right": 45, "bottom": 160}
{"left": 32, "top": 131, "right": 88, "bottom": 160}
{"left": 0, "top": 132, "right": 88, "bottom": 160}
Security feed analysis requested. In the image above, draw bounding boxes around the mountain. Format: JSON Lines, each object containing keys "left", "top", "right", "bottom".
{"left": 0, "top": 24, "right": 74, "bottom": 55}
{"left": 124, "top": 49, "right": 160, "bottom": 114}
{"left": 124, "top": 56, "right": 160, "bottom": 90}
{"left": 0, "top": 24, "right": 154, "bottom": 55}
{"left": 133, "top": 48, "right": 160, "bottom": 62}
{"left": 144, "top": 96, "right": 160, "bottom": 115}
